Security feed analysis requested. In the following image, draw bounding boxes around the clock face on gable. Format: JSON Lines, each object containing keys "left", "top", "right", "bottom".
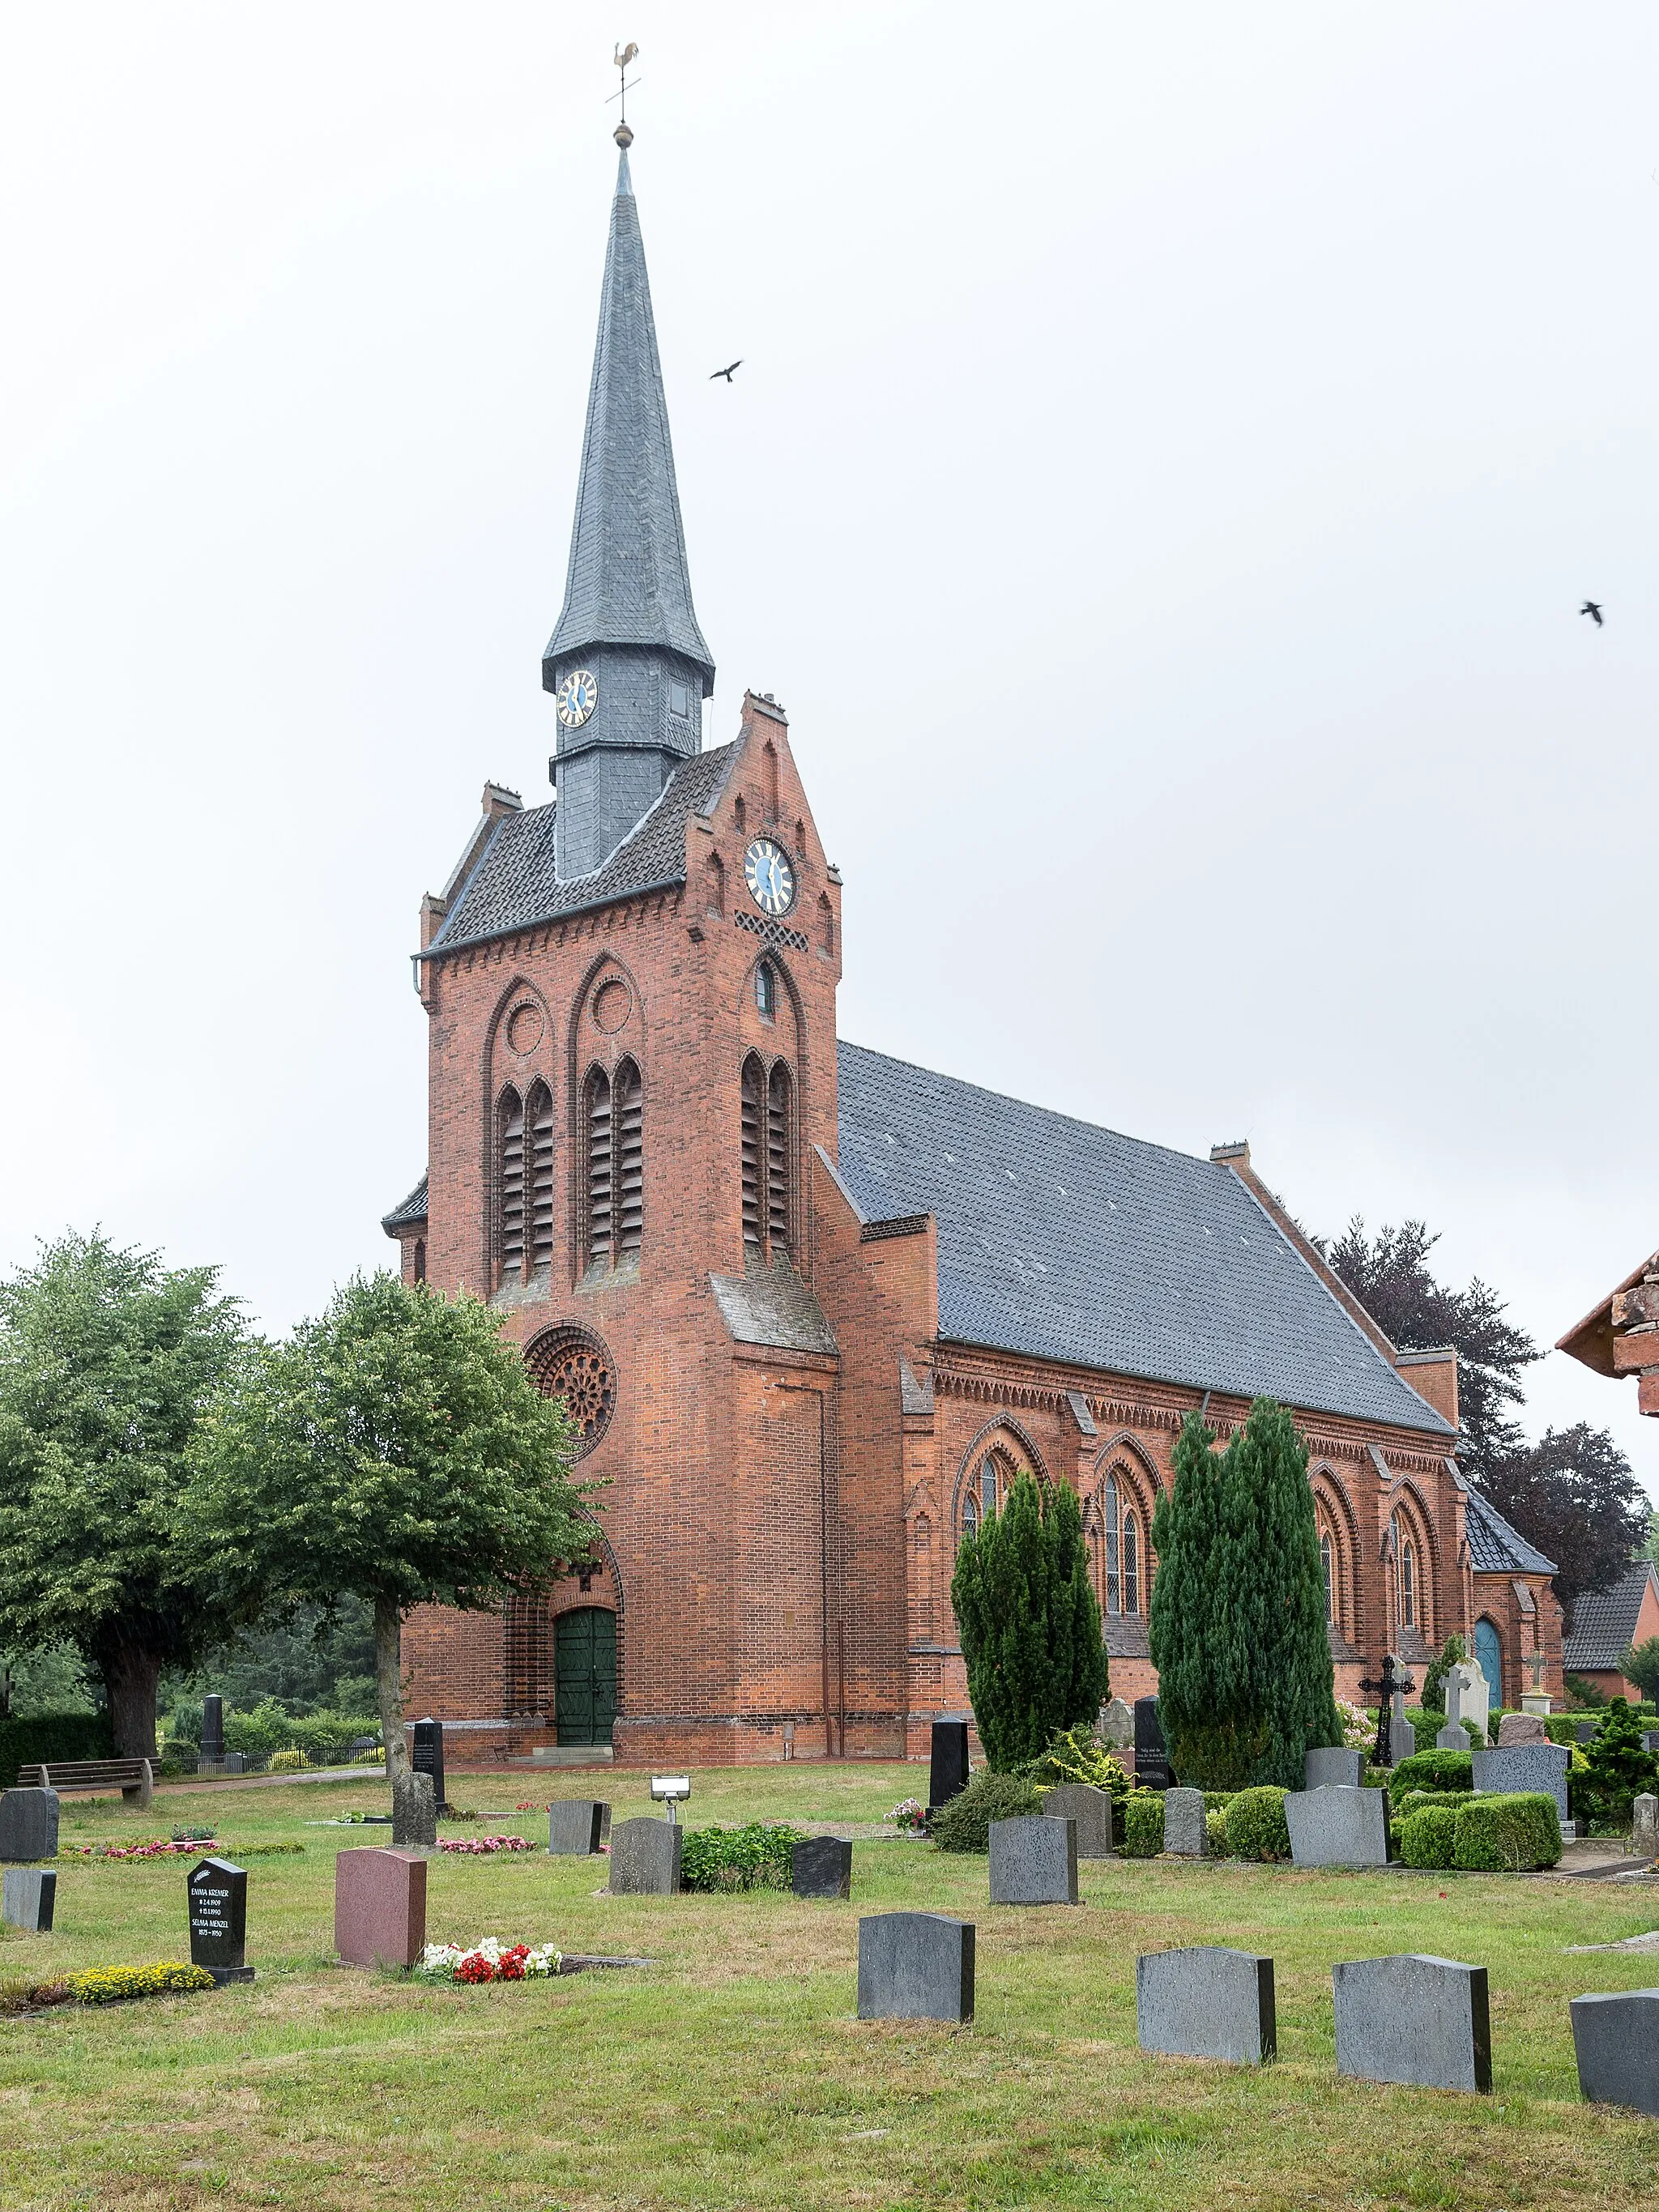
{"left": 556, "top": 669, "right": 598, "bottom": 727}
{"left": 744, "top": 837, "right": 795, "bottom": 917}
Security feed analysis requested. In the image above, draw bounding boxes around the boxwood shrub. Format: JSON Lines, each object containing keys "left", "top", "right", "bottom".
{"left": 1121, "top": 1792, "right": 1165, "bottom": 1858}
{"left": 930, "top": 1771, "right": 1042, "bottom": 1853}
{"left": 0, "top": 1712, "right": 111, "bottom": 1789}
{"left": 1222, "top": 1786, "right": 1291, "bottom": 1862}
{"left": 1452, "top": 1792, "right": 1562, "bottom": 1872}
{"left": 1388, "top": 1750, "right": 1473, "bottom": 1802}
{"left": 1205, "top": 1806, "right": 1229, "bottom": 1855}
{"left": 1400, "top": 1805, "right": 1458, "bottom": 1869}
{"left": 1394, "top": 1788, "right": 1473, "bottom": 1821}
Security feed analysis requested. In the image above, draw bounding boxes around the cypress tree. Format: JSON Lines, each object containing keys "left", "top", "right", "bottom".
{"left": 952, "top": 1472, "right": 1107, "bottom": 1770}
{"left": 1149, "top": 1411, "right": 1247, "bottom": 1785}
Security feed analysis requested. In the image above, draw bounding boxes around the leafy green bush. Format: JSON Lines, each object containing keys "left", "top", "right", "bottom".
{"left": 213, "top": 1700, "right": 380, "bottom": 1762}
{"left": 1452, "top": 1792, "right": 1562, "bottom": 1872}
{"left": 1420, "top": 1634, "right": 1467, "bottom": 1715}
{"left": 1388, "top": 1750, "right": 1473, "bottom": 1802}
{"left": 1120, "top": 1792, "right": 1164, "bottom": 1858}
{"left": 1205, "top": 1806, "right": 1229, "bottom": 1855}
{"left": 1400, "top": 1805, "right": 1457, "bottom": 1869}
{"left": 1394, "top": 1788, "right": 1472, "bottom": 1821}
{"left": 68, "top": 1962, "right": 216, "bottom": 2004}
{"left": 0, "top": 1711, "right": 112, "bottom": 1789}
{"left": 678, "top": 1822, "right": 806, "bottom": 1892}
{"left": 267, "top": 1748, "right": 306, "bottom": 1773}
{"left": 929, "top": 1771, "right": 1042, "bottom": 1853}
{"left": 1026, "top": 1725, "right": 1131, "bottom": 1823}
{"left": 1407, "top": 1710, "right": 1482, "bottom": 1752}
{"left": 1222, "top": 1786, "right": 1290, "bottom": 1862}
{"left": 1566, "top": 1673, "right": 1610, "bottom": 1709}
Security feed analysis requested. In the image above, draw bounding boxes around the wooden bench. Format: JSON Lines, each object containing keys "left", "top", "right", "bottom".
{"left": 15, "top": 1758, "right": 154, "bottom": 1807}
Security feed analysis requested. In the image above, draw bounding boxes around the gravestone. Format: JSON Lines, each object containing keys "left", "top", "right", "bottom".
{"left": 608, "top": 1816, "right": 683, "bottom": 1895}
{"left": 1471, "top": 1742, "right": 1570, "bottom": 1826}
{"left": 188, "top": 1856, "right": 253, "bottom": 1984}
{"left": 1496, "top": 1711, "right": 1548, "bottom": 1747}
{"left": 1285, "top": 1787, "right": 1389, "bottom": 1869}
{"left": 1136, "top": 1947, "right": 1276, "bottom": 2065}
{"left": 223, "top": 1752, "right": 247, "bottom": 1775}
{"left": 1333, "top": 1954, "right": 1491, "bottom": 2092}
{"left": 1099, "top": 1697, "right": 1135, "bottom": 1752}
{"left": 1, "top": 1867, "right": 56, "bottom": 1933}
{"left": 857, "top": 1912, "right": 974, "bottom": 2022}
{"left": 1162, "top": 1788, "right": 1209, "bottom": 1858}
{"left": 928, "top": 1720, "right": 970, "bottom": 1812}
{"left": 792, "top": 1835, "right": 853, "bottom": 1899}
{"left": 1632, "top": 1792, "right": 1659, "bottom": 1859}
{"left": 1305, "top": 1747, "right": 1363, "bottom": 1791}
{"left": 1449, "top": 1660, "right": 1489, "bottom": 1741}
{"left": 391, "top": 1770, "right": 437, "bottom": 1849}
{"left": 1388, "top": 1690, "right": 1417, "bottom": 1767}
{"left": 1133, "top": 1697, "right": 1173, "bottom": 1792}
{"left": 1571, "top": 1988, "right": 1659, "bottom": 2116}
{"left": 411, "top": 1716, "right": 446, "bottom": 1813}
{"left": 988, "top": 1815, "right": 1077, "bottom": 1904}
{"left": 199, "top": 1694, "right": 226, "bottom": 1774}
{"left": 334, "top": 1848, "right": 427, "bottom": 1968}
{"left": 1575, "top": 1721, "right": 1597, "bottom": 1746}
{"left": 0, "top": 1788, "right": 58, "bottom": 1863}
{"left": 547, "top": 1800, "right": 610, "bottom": 1856}
{"left": 1643, "top": 1731, "right": 1659, "bottom": 1755}
{"left": 1043, "top": 1784, "right": 1114, "bottom": 1857}
{"left": 1436, "top": 1669, "right": 1469, "bottom": 1752}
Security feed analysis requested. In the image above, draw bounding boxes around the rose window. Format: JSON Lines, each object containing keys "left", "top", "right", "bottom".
{"left": 524, "top": 1325, "right": 616, "bottom": 1456}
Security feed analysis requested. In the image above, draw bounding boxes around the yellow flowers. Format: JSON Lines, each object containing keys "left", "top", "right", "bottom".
{"left": 66, "top": 1962, "right": 217, "bottom": 2005}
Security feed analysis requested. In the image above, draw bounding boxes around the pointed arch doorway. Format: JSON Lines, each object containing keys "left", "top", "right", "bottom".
{"left": 555, "top": 1607, "right": 617, "bottom": 1747}
{"left": 1473, "top": 1616, "right": 1503, "bottom": 1713}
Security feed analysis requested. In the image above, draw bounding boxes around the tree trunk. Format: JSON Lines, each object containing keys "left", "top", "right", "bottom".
{"left": 374, "top": 1596, "right": 411, "bottom": 1783}
{"left": 102, "top": 1641, "right": 162, "bottom": 1759}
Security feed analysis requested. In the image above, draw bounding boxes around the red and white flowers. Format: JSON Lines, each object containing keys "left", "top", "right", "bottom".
{"left": 414, "top": 1940, "right": 561, "bottom": 1983}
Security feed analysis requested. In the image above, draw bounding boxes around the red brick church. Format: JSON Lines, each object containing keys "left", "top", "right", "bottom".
{"left": 382, "top": 134, "right": 1561, "bottom": 1767}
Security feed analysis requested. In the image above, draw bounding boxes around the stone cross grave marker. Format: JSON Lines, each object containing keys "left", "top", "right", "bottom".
{"left": 928, "top": 1720, "right": 970, "bottom": 1813}
{"left": 1333, "top": 1954, "right": 1491, "bottom": 2092}
{"left": 1133, "top": 1697, "right": 1172, "bottom": 1791}
{"left": 1305, "top": 1747, "right": 1363, "bottom": 1790}
{"left": 0, "top": 1788, "right": 58, "bottom": 1864}
{"left": 857, "top": 1912, "right": 974, "bottom": 2022}
{"left": 391, "top": 1771, "right": 437, "bottom": 1849}
{"left": 547, "top": 1800, "right": 611, "bottom": 1856}
{"left": 1137, "top": 1947, "right": 1277, "bottom": 2065}
{"left": 1572, "top": 1988, "right": 1659, "bottom": 2116}
{"left": 792, "top": 1836, "right": 853, "bottom": 1899}
{"left": 1285, "top": 1787, "right": 1389, "bottom": 1869}
{"left": 608, "top": 1816, "right": 682, "bottom": 1895}
{"left": 1162, "top": 1788, "right": 1208, "bottom": 1857}
{"left": 1471, "top": 1742, "right": 1570, "bottom": 1826}
{"left": 412, "top": 1717, "right": 446, "bottom": 1813}
{"left": 988, "top": 1815, "right": 1077, "bottom": 1904}
{"left": 1043, "top": 1784, "right": 1113, "bottom": 1857}
{"left": 335, "top": 1848, "right": 427, "bottom": 1968}
{"left": 189, "top": 1856, "right": 253, "bottom": 1984}
{"left": 2, "top": 1867, "right": 56, "bottom": 1933}
{"left": 1436, "top": 1669, "right": 1469, "bottom": 1752}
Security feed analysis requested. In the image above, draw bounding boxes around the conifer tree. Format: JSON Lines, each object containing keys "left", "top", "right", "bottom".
{"left": 1580, "top": 1697, "right": 1659, "bottom": 1828}
{"left": 1149, "top": 1411, "right": 1241, "bottom": 1784}
{"left": 952, "top": 1472, "right": 1107, "bottom": 1770}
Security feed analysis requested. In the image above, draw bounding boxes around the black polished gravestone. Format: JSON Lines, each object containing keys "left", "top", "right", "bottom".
{"left": 1133, "top": 1697, "right": 1173, "bottom": 1792}
{"left": 412, "top": 1717, "right": 446, "bottom": 1814}
{"left": 201, "top": 1694, "right": 225, "bottom": 1763}
{"left": 188, "top": 1857, "right": 254, "bottom": 1984}
{"left": 928, "top": 1720, "right": 970, "bottom": 1814}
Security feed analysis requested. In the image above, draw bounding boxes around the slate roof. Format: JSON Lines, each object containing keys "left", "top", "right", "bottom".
{"left": 1563, "top": 1561, "right": 1659, "bottom": 1670}
{"left": 710, "top": 1259, "right": 838, "bottom": 1357}
{"left": 1460, "top": 1482, "right": 1557, "bottom": 1575}
{"left": 382, "top": 1175, "right": 429, "bottom": 1234}
{"left": 544, "top": 150, "right": 714, "bottom": 688}
{"left": 427, "top": 744, "right": 734, "bottom": 958}
{"left": 832, "top": 1042, "right": 1455, "bottom": 1435}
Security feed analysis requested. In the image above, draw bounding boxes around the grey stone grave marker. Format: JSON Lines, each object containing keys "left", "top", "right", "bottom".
{"left": 2, "top": 1867, "right": 56, "bottom": 1932}
{"left": 792, "top": 1836, "right": 853, "bottom": 1898}
{"left": 391, "top": 1770, "right": 437, "bottom": 1848}
{"left": 1574, "top": 1720, "right": 1597, "bottom": 1745}
{"left": 1162, "top": 1787, "right": 1209, "bottom": 1858}
{"left": 608, "top": 1816, "right": 682, "bottom": 1895}
{"left": 1496, "top": 1711, "right": 1548, "bottom": 1746}
{"left": 1571, "top": 1988, "right": 1659, "bottom": 2116}
{"left": 1632, "top": 1792, "right": 1658, "bottom": 1859}
{"left": 411, "top": 1716, "right": 446, "bottom": 1813}
{"left": 1304, "top": 1747, "right": 1363, "bottom": 1790}
{"left": 1285, "top": 1786, "right": 1389, "bottom": 1869}
{"left": 1471, "top": 1742, "right": 1570, "bottom": 1825}
{"left": 1333, "top": 1954, "right": 1491, "bottom": 2092}
{"left": 1133, "top": 1697, "right": 1172, "bottom": 1791}
{"left": 928, "top": 1720, "right": 970, "bottom": 1812}
{"left": 0, "top": 1788, "right": 58, "bottom": 1863}
{"left": 1099, "top": 1696, "right": 1134, "bottom": 1751}
{"left": 857, "top": 1912, "right": 974, "bottom": 2022}
{"left": 1136, "top": 1946, "right": 1277, "bottom": 2065}
{"left": 988, "top": 1814, "right": 1077, "bottom": 1904}
{"left": 1043, "top": 1784, "right": 1113, "bottom": 1857}
{"left": 1644, "top": 1730, "right": 1659, "bottom": 1756}
{"left": 188, "top": 1856, "right": 253, "bottom": 1984}
{"left": 547, "top": 1800, "right": 610, "bottom": 1856}
{"left": 1436, "top": 1669, "right": 1469, "bottom": 1752}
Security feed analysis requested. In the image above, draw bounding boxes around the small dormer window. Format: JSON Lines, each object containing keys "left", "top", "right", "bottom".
{"left": 668, "top": 680, "right": 691, "bottom": 719}
{"left": 756, "top": 961, "right": 777, "bottom": 1019}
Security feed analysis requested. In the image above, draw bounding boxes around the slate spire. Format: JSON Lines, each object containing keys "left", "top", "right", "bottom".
{"left": 543, "top": 138, "right": 715, "bottom": 880}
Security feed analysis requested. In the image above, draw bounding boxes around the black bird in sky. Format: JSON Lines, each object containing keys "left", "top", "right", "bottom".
{"left": 710, "top": 360, "right": 743, "bottom": 382}
{"left": 1580, "top": 600, "right": 1604, "bottom": 626}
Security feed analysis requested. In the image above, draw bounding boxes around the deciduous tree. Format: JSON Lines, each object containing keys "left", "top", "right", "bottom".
{"left": 1479, "top": 1423, "right": 1647, "bottom": 1634}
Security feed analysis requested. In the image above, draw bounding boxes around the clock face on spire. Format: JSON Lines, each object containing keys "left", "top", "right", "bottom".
{"left": 557, "top": 669, "right": 599, "bottom": 727}
{"left": 744, "top": 837, "right": 795, "bottom": 917}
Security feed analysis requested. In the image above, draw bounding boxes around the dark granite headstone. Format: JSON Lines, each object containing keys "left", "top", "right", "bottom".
{"left": 1471, "top": 1742, "right": 1570, "bottom": 1825}
{"left": 1137, "top": 1946, "right": 1276, "bottom": 2065}
{"left": 928, "top": 1720, "right": 970, "bottom": 1812}
{"left": 547, "top": 1800, "right": 610, "bottom": 1856}
{"left": 1575, "top": 1721, "right": 1597, "bottom": 1745}
{"left": 1133, "top": 1697, "right": 1172, "bottom": 1792}
{"left": 412, "top": 1716, "right": 446, "bottom": 1813}
{"left": 188, "top": 1856, "right": 253, "bottom": 1984}
{"left": 1043, "top": 1784, "right": 1113, "bottom": 1857}
{"left": 0, "top": 1788, "right": 58, "bottom": 1863}
{"left": 989, "top": 1815, "right": 1077, "bottom": 1904}
{"left": 857, "top": 1912, "right": 974, "bottom": 2022}
{"left": 1304, "top": 1747, "right": 1363, "bottom": 1790}
{"left": 1572, "top": 1988, "right": 1659, "bottom": 2115}
{"left": 1333, "top": 1954, "right": 1491, "bottom": 2092}
{"left": 792, "top": 1835, "right": 853, "bottom": 1898}
{"left": 2, "top": 1867, "right": 55, "bottom": 1932}
{"left": 608, "top": 1817, "right": 682, "bottom": 1895}
{"left": 200, "top": 1694, "right": 225, "bottom": 1762}
{"left": 1643, "top": 1731, "right": 1659, "bottom": 1756}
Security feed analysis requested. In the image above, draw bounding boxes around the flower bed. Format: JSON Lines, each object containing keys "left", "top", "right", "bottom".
{"left": 436, "top": 1835, "right": 535, "bottom": 1856}
{"left": 67, "top": 1963, "right": 217, "bottom": 2005}
{"left": 415, "top": 1940, "right": 561, "bottom": 1983}
{"left": 67, "top": 1839, "right": 210, "bottom": 1861}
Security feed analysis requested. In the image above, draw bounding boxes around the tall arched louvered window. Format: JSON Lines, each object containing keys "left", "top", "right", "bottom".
{"left": 614, "top": 1059, "right": 643, "bottom": 1261}
{"left": 740, "top": 1054, "right": 765, "bottom": 1251}
{"left": 527, "top": 1081, "right": 554, "bottom": 1274}
{"left": 583, "top": 1068, "right": 612, "bottom": 1271}
{"left": 497, "top": 1087, "right": 526, "bottom": 1285}
{"left": 1103, "top": 1477, "right": 1120, "bottom": 1614}
{"left": 766, "top": 1062, "right": 792, "bottom": 1255}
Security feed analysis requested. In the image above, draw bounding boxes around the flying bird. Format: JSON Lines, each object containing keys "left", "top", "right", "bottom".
{"left": 710, "top": 360, "right": 743, "bottom": 383}
{"left": 1580, "top": 600, "right": 1604, "bottom": 626}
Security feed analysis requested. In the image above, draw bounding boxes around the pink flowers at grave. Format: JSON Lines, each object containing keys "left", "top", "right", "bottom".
{"left": 70, "top": 1838, "right": 214, "bottom": 1861}
{"left": 435, "top": 1835, "right": 535, "bottom": 1856}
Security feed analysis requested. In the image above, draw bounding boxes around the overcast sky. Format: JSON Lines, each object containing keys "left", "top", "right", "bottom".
{"left": 2, "top": 3, "right": 1653, "bottom": 1492}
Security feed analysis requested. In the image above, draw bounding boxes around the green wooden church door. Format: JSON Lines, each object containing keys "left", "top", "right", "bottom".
{"left": 555, "top": 1608, "right": 617, "bottom": 1745}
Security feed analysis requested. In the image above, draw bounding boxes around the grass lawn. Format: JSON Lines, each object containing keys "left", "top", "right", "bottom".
{"left": 3, "top": 1763, "right": 1659, "bottom": 2210}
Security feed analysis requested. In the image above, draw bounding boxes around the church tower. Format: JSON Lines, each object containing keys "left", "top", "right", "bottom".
{"left": 542, "top": 134, "right": 716, "bottom": 880}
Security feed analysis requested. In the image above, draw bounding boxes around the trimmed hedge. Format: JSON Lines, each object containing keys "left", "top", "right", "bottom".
{"left": 1205, "top": 1807, "right": 1229, "bottom": 1855}
{"left": 0, "top": 1711, "right": 111, "bottom": 1789}
{"left": 1395, "top": 1788, "right": 1473, "bottom": 1821}
{"left": 1223, "top": 1786, "right": 1291, "bottom": 1862}
{"left": 1452, "top": 1792, "right": 1562, "bottom": 1873}
{"left": 1121, "top": 1792, "right": 1165, "bottom": 1858}
{"left": 1400, "top": 1805, "right": 1458, "bottom": 1869}
{"left": 1388, "top": 1750, "right": 1473, "bottom": 1801}
{"left": 678, "top": 1822, "right": 806, "bottom": 1892}
{"left": 930, "top": 1770, "right": 1042, "bottom": 1853}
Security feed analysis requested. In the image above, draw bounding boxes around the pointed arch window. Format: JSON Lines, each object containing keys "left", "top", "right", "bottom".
{"left": 413, "top": 1239, "right": 426, "bottom": 1285}
{"left": 581, "top": 1060, "right": 642, "bottom": 1273}
{"left": 756, "top": 960, "right": 777, "bottom": 1019}
{"left": 1104, "top": 1477, "right": 1120, "bottom": 1614}
{"left": 527, "top": 1081, "right": 554, "bottom": 1273}
{"left": 766, "top": 1061, "right": 792, "bottom": 1253}
{"left": 740, "top": 1054, "right": 765, "bottom": 1251}
{"left": 1401, "top": 1538, "right": 1416, "bottom": 1628}
{"left": 583, "top": 1068, "right": 612, "bottom": 1271}
{"left": 614, "top": 1059, "right": 643, "bottom": 1260}
{"left": 1320, "top": 1528, "right": 1334, "bottom": 1623}
{"left": 962, "top": 1452, "right": 1006, "bottom": 1541}
{"left": 1122, "top": 1510, "right": 1141, "bottom": 1617}
{"left": 497, "top": 1086, "right": 526, "bottom": 1285}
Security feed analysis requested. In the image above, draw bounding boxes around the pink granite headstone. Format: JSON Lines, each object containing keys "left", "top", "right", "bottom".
{"left": 1496, "top": 1712, "right": 1549, "bottom": 1747}
{"left": 335, "top": 1848, "right": 427, "bottom": 1968}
